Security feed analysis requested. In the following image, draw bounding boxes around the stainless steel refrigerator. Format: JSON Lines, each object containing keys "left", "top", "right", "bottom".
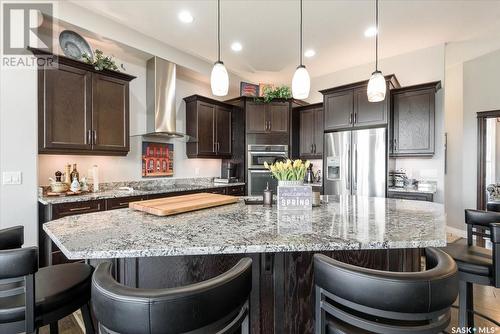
{"left": 324, "top": 128, "right": 386, "bottom": 197}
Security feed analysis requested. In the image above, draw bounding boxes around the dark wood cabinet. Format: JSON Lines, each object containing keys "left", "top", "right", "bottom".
{"left": 215, "top": 105, "right": 232, "bottom": 155}
{"left": 354, "top": 86, "right": 387, "bottom": 126}
{"left": 39, "top": 63, "right": 92, "bottom": 151}
{"left": 32, "top": 48, "right": 135, "bottom": 156}
{"left": 324, "top": 90, "right": 353, "bottom": 131}
{"left": 298, "top": 103, "right": 323, "bottom": 159}
{"left": 390, "top": 82, "right": 441, "bottom": 156}
{"left": 246, "top": 101, "right": 289, "bottom": 134}
{"left": 51, "top": 199, "right": 105, "bottom": 219}
{"left": 106, "top": 196, "right": 147, "bottom": 210}
{"left": 184, "top": 95, "right": 233, "bottom": 158}
{"left": 321, "top": 75, "right": 400, "bottom": 131}
{"left": 268, "top": 102, "right": 289, "bottom": 133}
{"left": 91, "top": 74, "right": 130, "bottom": 153}
{"left": 246, "top": 101, "right": 268, "bottom": 133}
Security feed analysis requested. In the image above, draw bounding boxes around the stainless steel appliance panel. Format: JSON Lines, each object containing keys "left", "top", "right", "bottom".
{"left": 247, "top": 145, "right": 288, "bottom": 169}
{"left": 324, "top": 131, "right": 351, "bottom": 196}
{"left": 352, "top": 128, "right": 386, "bottom": 197}
{"left": 247, "top": 169, "right": 278, "bottom": 196}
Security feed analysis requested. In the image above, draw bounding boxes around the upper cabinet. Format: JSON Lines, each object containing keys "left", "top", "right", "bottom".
{"left": 246, "top": 101, "right": 289, "bottom": 134}
{"left": 298, "top": 103, "right": 323, "bottom": 159}
{"left": 184, "top": 95, "right": 233, "bottom": 158}
{"left": 32, "top": 48, "right": 135, "bottom": 156}
{"left": 390, "top": 82, "right": 441, "bottom": 157}
{"left": 320, "top": 75, "right": 400, "bottom": 131}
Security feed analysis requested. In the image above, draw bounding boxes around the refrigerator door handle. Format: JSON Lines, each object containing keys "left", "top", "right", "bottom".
{"left": 346, "top": 146, "right": 351, "bottom": 191}
{"left": 353, "top": 143, "right": 358, "bottom": 192}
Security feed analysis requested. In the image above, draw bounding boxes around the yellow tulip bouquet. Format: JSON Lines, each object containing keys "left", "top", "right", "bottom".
{"left": 263, "top": 159, "right": 310, "bottom": 181}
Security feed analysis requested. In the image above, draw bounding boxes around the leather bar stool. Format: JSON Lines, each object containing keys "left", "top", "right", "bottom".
{"left": 92, "top": 258, "right": 252, "bottom": 334}
{"left": 442, "top": 209, "right": 500, "bottom": 328}
{"left": 0, "top": 226, "right": 95, "bottom": 334}
{"left": 314, "top": 248, "right": 458, "bottom": 334}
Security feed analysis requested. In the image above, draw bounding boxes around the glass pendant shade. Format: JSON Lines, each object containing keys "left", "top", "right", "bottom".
{"left": 211, "top": 61, "right": 229, "bottom": 96}
{"left": 367, "top": 70, "right": 386, "bottom": 102}
{"left": 292, "top": 65, "right": 310, "bottom": 99}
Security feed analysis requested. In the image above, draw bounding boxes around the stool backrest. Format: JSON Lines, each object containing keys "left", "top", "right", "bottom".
{"left": 465, "top": 209, "right": 500, "bottom": 287}
{"left": 0, "top": 226, "right": 38, "bottom": 333}
{"left": 92, "top": 258, "right": 252, "bottom": 334}
{"left": 314, "top": 248, "right": 458, "bottom": 333}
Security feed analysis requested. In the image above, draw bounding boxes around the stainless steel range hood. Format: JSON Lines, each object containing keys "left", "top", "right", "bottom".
{"left": 142, "top": 56, "right": 185, "bottom": 138}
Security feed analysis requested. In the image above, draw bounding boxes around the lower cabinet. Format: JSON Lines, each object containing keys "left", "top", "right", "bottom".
{"left": 387, "top": 191, "right": 433, "bottom": 202}
{"left": 39, "top": 186, "right": 245, "bottom": 266}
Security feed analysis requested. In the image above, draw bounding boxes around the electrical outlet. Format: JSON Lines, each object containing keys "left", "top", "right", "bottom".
{"left": 2, "top": 171, "right": 22, "bottom": 185}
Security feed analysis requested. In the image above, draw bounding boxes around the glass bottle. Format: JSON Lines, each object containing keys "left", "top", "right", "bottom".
{"left": 70, "top": 164, "right": 79, "bottom": 182}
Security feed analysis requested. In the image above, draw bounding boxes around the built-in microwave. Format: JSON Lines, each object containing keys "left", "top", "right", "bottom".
{"left": 247, "top": 145, "right": 288, "bottom": 170}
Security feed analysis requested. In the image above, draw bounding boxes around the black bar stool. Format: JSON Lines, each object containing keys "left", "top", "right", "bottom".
{"left": 314, "top": 248, "right": 458, "bottom": 334}
{"left": 442, "top": 209, "right": 500, "bottom": 328}
{"left": 92, "top": 258, "right": 252, "bottom": 334}
{"left": 0, "top": 226, "right": 95, "bottom": 334}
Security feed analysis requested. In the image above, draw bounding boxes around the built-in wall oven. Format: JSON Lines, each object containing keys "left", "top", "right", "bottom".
{"left": 247, "top": 145, "right": 288, "bottom": 196}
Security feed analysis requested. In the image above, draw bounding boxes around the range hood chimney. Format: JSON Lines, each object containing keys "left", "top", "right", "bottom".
{"left": 144, "top": 56, "right": 185, "bottom": 138}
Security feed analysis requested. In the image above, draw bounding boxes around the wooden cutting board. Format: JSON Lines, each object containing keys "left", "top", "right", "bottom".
{"left": 129, "top": 192, "right": 239, "bottom": 216}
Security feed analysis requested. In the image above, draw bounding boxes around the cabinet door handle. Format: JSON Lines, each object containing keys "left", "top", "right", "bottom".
{"left": 394, "top": 139, "right": 398, "bottom": 151}
{"left": 93, "top": 130, "right": 97, "bottom": 145}
{"left": 311, "top": 144, "right": 314, "bottom": 153}
{"left": 313, "top": 143, "right": 316, "bottom": 153}
{"left": 353, "top": 112, "right": 357, "bottom": 124}
{"left": 69, "top": 206, "right": 92, "bottom": 212}
{"left": 216, "top": 142, "right": 220, "bottom": 152}
{"left": 349, "top": 112, "right": 353, "bottom": 124}
{"left": 87, "top": 130, "right": 92, "bottom": 145}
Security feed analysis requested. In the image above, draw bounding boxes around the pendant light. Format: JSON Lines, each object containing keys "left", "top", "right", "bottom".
{"left": 367, "top": 0, "right": 386, "bottom": 102}
{"left": 292, "top": 0, "right": 310, "bottom": 99}
{"left": 211, "top": 0, "right": 229, "bottom": 96}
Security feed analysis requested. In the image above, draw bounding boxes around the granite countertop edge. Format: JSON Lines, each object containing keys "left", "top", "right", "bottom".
{"left": 39, "top": 182, "right": 246, "bottom": 205}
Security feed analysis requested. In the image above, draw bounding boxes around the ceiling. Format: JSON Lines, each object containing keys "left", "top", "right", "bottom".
{"left": 71, "top": 0, "right": 500, "bottom": 84}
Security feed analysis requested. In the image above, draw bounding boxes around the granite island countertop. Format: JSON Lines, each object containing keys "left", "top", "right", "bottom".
{"left": 39, "top": 180, "right": 245, "bottom": 205}
{"left": 43, "top": 195, "right": 446, "bottom": 259}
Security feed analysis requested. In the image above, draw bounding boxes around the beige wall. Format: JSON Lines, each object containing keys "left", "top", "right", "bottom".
{"left": 444, "top": 31, "right": 500, "bottom": 230}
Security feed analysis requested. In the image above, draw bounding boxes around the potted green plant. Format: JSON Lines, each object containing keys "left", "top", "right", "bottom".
{"left": 258, "top": 85, "right": 292, "bottom": 103}
{"left": 264, "top": 159, "right": 312, "bottom": 210}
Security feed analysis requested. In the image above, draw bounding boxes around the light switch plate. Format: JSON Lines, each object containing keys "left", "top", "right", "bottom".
{"left": 2, "top": 171, "right": 22, "bottom": 185}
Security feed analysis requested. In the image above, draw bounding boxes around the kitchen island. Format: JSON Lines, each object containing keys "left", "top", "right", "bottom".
{"left": 43, "top": 195, "right": 446, "bottom": 334}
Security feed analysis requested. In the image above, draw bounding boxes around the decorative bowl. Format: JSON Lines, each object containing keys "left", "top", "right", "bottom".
{"left": 50, "top": 181, "right": 69, "bottom": 193}
{"left": 59, "top": 30, "right": 93, "bottom": 60}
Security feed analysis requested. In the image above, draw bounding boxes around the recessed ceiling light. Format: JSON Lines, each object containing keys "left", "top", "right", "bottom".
{"left": 178, "top": 11, "right": 194, "bottom": 23}
{"left": 231, "top": 42, "right": 242, "bottom": 52}
{"left": 364, "top": 26, "right": 377, "bottom": 37}
{"left": 304, "top": 49, "right": 316, "bottom": 58}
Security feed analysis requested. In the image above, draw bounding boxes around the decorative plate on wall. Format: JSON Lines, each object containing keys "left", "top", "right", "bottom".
{"left": 59, "top": 30, "right": 93, "bottom": 60}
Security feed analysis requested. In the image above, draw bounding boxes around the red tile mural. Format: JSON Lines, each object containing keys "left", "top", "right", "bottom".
{"left": 142, "top": 142, "right": 174, "bottom": 177}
